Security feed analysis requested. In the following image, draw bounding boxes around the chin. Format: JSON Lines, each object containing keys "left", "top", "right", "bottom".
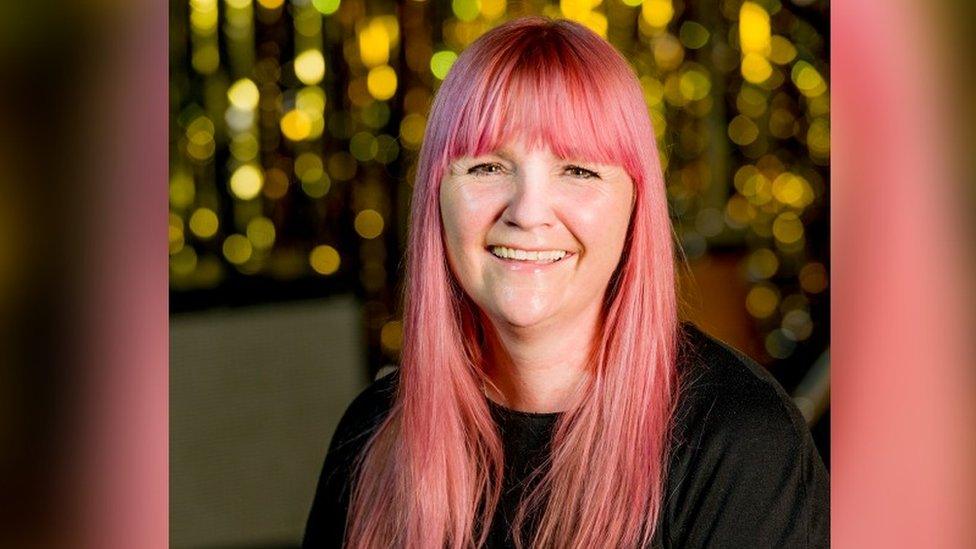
{"left": 489, "top": 303, "right": 554, "bottom": 330}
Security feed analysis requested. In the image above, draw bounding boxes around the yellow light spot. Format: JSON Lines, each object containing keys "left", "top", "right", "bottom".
{"left": 480, "top": 0, "right": 506, "bottom": 19}
{"left": 582, "top": 12, "right": 608, "bottom": 38}
{"left": 736, "top": 85, "right": 767, "bottom": 118}
{"left": 296, "top": 86, "right": 326, "bottom": 116}
{"left": 355, "top": 209, "right": 384, "bottom": 239}
{"left": 772, "top": 172, "right": 812, "bottom": 208}
{"left": 741, "top": 53, "right": 772, "bottom": 83}
{"left": 309, "top": 245, "right": 341, "bottom": 275}
{"left": 735, "top": 168, "right": 772, "bottom": 205}
{"left": 452, "top": 0, "right": 479, "bottom": 22}
{"left": 190, "top": 0, "right": 219, "bottom": 32}
{"left": 772, "top": 212, "right": 804, "bottom": 244}
{"left": 191, "top": 45, "right": 220, "bottom": 75}
{"left": 651, "top": 34, "right": 683, "bottom": 71}
{"left": 312, "top": 0, "right": 340, "bottom": 15}
{"left": 769, "top": 35, "right": 797, "bottom": 65}
{"left": 225, "top": 0, "right": 251, "bottom": 9}
{"left": 263, "top": 168, "right": 290, "bottom": 199}
{"left": 246, "top": 216, "right": 276, "bottom": 250}
{"left": 294, "top": 8, "right": 321, "bottom": 37}
{"left": 640, "top": 75, "right": 664, "bottom": 106}
{"left": 171, "top": 246, "right": 198, "bottom": 276}
{"left": 782, "top": 309, "right": 813, "bottom": 341}
{"left": 746, "top": 283, "right": 779, "bottom": 318}
{"left": 301, "top": 174, "right": 331, "bottom": 198}
{"left": 792, "top": 61, "right": 827, "bottom": 97}
{"left": 806, "top": 118, "right": 830, "bottom": 157}
{"left": 362, "top": 101, "right": 391, "bottom": 128}
{"left": 746, "top": 248, "right": 779, "bottom": 280}
{"left": 728, "top": 115, "right": 759, "bottom": 146}
{"left": 739, "top": 2, "right": 771, "bottom": 56}
{"left": 169, "top": 213, "right": 185, "bottom": 255}
{"left": 366, "top": 65, "right": 397, "bottom": 101}
{"left": 799, "top": 262, "right": 828, "bottom": 294}
{"left": 808, "top": 94, "right": 830, "bottom": 117}
{"left": 679, "top": 68, "right": 711, "bottom": 101}
{"left": 222, "top": 234, "right": 253, "bottom": 265}
{"left": 768, "top": 107, "right": 796, "bottom": 138}
{"left": 294, "top": 50, "right": 326, "bottom": 85}
{"left": 430, "top": 50, "right": 457, "bottom": 80}
{"left": 725, "top": 195, "right": 755, "bottom": 227}
{"left": 559, "top": 0, "right": 588, "bottom": 21}
{"left": 350, "top": 131, "right": 378, "bottom": 161}
{"left": 380, "top": 320, "right": 403, "bottom": 351}
{"left": 649, "top": 109, "right": 666, "bottom": 140}
{"left": 229, "top": 133, "right": 259, "bottom": 161}
{"left": 169, "top": 171, "right": 195, "bottom": 209}
{"left": 359, "top": 19, "right": 390, "bottom": 67}
{"left": 399, "top": 114, "right": 426, "bottom": 149}
{"left": 641, "top": 0, "right": 673, "bottom": 28}
{"left": 185, "top": 117, "right": 215, "bottom": 160}
{"left": 679, "top": 21, "right": 709, "bottom": 49}
{"left": 375, "top": 15, "right": 400, "bottom": 46}
{"left": 733, "top": 165, "right": 758, "bottom": 193}
{"left": 227, "top": 78, "right": 260, "bottom": 110}
{"left": 280, "top": 109, "right": 312, "bottom": 141}
{"left": 229, "top": 165, "right": 264, "bottom": 200}
{"left": 294, "top": 152, "right": 324, "bottom": 183}
{"left": 257, "top": 0, "right": 284, "bottom": 8}
{"left": 375, "top": 134, "right": 400, "bottom": 164}
{"left": 189, "top": 208, "right": 219, "bottom": 239}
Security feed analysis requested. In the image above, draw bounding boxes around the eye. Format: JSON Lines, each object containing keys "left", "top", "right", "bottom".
{"left": 565, "top": 165, "right": 601, "bottom": 179}
{"left": 468, "top": 162, "right": 506, "bottom": 176}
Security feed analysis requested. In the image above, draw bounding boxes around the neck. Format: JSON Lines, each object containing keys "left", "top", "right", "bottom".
{"left": 480, "top": 300, "right": 603, "bottom": 414}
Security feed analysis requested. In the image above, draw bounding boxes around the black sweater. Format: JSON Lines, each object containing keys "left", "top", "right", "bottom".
{"left": 303, "top": 322, "right": 830, "bottom": 548}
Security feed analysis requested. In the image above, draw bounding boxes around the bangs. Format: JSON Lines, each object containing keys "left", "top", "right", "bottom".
{"left": 443, "top": 31, "right": 641, "bottom": 175}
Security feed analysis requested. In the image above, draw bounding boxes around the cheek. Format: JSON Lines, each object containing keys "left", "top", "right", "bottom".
{"left": 572, "top": 193, "right": 633, "bottom": 267}
{"left": 439, "top": 186, "right": 492, "bottom": 275}
{"left": 441, "top": 186, "right": 496, "bottom": 245}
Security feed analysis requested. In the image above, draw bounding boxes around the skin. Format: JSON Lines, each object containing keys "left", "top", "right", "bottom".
{"left": 439, "top": 137, "right": 635, "bottom": 413}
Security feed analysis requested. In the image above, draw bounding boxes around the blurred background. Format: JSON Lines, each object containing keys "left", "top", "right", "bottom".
{"left": 169, "top": 0, "right": 830, "bottom": 547}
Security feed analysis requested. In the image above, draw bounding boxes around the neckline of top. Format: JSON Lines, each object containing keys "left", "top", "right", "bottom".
{"left": 485, "top": 395, "right": 563, "bottom": 420}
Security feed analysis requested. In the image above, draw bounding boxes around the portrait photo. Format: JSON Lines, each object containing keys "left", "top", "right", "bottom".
{"left": 168, "top": 1, "right": 831, "bottom": 547}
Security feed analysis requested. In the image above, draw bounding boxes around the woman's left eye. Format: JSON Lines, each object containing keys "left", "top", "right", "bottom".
{"left": 565, "top": 166, "right": 600, "bottom": 179}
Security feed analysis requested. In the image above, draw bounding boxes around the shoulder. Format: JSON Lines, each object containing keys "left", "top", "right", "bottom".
{"left": 302, "top": 371, "right": 399, "bottom": 548}
{"left": 662, "top": 322, "right": 829, "bottom": 548}
{"left": 328, "top": 369, "right": 399, "bottom": 457}
{"left": 671, "top": 321, "right": 812, "bottom": 455}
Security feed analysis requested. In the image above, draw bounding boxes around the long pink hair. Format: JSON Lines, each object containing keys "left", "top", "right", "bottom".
{"left": 346, "top": 17, "right": 682, "bottom": 548}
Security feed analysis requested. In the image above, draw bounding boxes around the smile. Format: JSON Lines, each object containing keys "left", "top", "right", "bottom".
{"left": 488, "top": 245, "right": 571, "bottom": 264}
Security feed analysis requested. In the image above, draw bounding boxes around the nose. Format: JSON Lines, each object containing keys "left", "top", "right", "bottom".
{"left": 501, "top": 167, "right": 556, "bottom": 230}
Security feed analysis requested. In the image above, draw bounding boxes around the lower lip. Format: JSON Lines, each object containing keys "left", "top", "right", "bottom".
{"left": 487, "top": 250, "right": 575, "bottom": 272}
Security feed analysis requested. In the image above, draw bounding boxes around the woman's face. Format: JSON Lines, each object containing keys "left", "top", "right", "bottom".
{"left": 440, "top": 137, "right": 635, "bottom": 331}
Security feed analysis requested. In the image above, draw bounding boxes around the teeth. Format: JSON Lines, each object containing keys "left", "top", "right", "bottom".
{"left": 490, "top": 246, "right": 568, "bottom": 263}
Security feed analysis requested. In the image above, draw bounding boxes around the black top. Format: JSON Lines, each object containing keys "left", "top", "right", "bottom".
{"left": 303, "top": 322, "right": 830, "bottom": 548}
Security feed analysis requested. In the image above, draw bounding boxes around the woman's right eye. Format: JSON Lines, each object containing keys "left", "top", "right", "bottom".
{"left": 468, "top": 163, "right": 504, "bottom": 175}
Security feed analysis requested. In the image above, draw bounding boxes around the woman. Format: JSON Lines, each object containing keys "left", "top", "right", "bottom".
{"left": 304, "top": 16, "right": 828, "bottom": 549}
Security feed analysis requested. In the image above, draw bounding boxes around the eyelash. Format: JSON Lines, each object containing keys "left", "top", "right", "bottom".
{"left": 467, "top": 163, "right": 601, "bottom": 179}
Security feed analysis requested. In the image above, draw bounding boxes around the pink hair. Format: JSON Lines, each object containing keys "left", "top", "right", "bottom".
{"left": 346, "top": 17, "right": 682, "bottom": 548}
